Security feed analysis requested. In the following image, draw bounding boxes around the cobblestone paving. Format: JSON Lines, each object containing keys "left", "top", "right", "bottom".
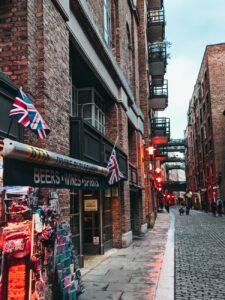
{"left": 175, "top": 209, "right": 225, "bottom": 300}
{"left": 79, "top": 213, "right": 171, "bottom": 300}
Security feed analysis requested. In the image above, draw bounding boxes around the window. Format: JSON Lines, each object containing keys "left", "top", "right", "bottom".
{"left": 103, "top": 0, "right": 112, "bottom": 45}
{"left": 126, "top": 22, "right": 133, "bottom": 85}
{"left": 76, "top": 88, "right": 105, "bottom": 134}
{"left": 71, "top": 84, "right": 78, "bottom": 116}
{"left": 70, "top": 191, "right": 80, "bottom": 256}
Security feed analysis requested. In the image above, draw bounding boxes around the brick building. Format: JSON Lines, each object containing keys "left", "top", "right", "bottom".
{"left": 186, "top": 43, "right": 225, "bottom": 208}
{"left": 0, "top": 0, "right": 169, "bottom": 266}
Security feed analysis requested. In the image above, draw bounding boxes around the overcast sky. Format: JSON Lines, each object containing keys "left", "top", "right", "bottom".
{"left": 159, "top": 0, "right": 225, "bottom": 139}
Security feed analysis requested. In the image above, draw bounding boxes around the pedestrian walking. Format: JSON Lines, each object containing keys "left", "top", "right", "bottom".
{"left": 216, "top": 197, "right": 223, "bottom": 216}
{"left": 185, "top": 190, "right": 193, "bottom": 209}
{"left": 179, "top": 204, "right": 185, "bottom": 216}
{"left": 186, "top": 205, "right": 190, "bottom": 215}
{"left": 211, "top": 200, "right": 217, "bottom": 217}
{"left": 201, "top": 200, "right": 206, "bottom": 212}
{"left": 165, "top": 204, "right": 170, "bottom": 213}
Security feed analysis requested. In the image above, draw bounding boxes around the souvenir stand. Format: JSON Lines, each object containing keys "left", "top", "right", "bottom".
{"left": 0, "top": 139, "right": 109, "bottom": 300}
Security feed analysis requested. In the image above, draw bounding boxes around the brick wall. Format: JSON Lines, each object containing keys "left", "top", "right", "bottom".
{"left": 0, "top": 0, "right": 70, "bottom": 216}
{"left": 207, "top": 44, "right": 225, "bottom": 200}
{"left": 137, "top": 0, "right": 153, "bottom": 225}
{"left": 186, "top": 43, "right": 225, "bottom": 204}
{"left": 85, "top": 0, "right": 104, "bottom": 37}
{"left": 0, "top": 1, "right": 29, "bottom": 86}
{"left": 105, "top": 101, "right": 131, "bottom": 236}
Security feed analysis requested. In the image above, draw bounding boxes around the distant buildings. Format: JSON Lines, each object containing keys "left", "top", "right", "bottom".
{"left": 185, "top": 43, "right": 225, "bottom": 206}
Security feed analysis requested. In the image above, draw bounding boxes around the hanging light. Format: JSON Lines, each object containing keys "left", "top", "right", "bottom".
{"left": 147, "top": 146, "right": 155, "bottom": 155}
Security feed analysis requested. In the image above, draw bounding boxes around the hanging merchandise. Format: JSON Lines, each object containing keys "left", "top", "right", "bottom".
{"left": 1, "top": 219, "right": 32, "bottom": 300}
{"left": 0, "top": 186, "right": 84, "bottom": 299}
{"left": 54, "top": 221, "right": 84, "bottom": 299}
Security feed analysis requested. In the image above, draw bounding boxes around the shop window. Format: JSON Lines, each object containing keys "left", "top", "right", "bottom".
{"left": 70, "top": 191, "right": 80, "bottom": 256}
{"left": 83, "top": 190, "right": 100, "bottom": 248}
{"left": 126, "top": 22, "right": 133, "bottom": 85}
{"left": 103, "top": 0, "right": 112, "bottom": 46}
{"left": 76, "top": 88, "right": 105, "bottom": 134}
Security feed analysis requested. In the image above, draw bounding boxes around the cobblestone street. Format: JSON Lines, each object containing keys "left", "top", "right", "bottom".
{"left": 79, "top": 209, "right": 225, "bottom": 300}
{"left": 175, "top": 209, "right": 225, "bottom": 300}
{"left": 79, "top": 213, "right": 172, "bottom": 300}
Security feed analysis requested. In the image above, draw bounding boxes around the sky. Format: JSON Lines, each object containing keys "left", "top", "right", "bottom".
{"left": 159, "top": 0, "right": 225, "bottom": 139}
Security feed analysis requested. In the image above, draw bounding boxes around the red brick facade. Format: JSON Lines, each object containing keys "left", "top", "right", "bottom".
{"left": 0, "top": 0, "right": 160, "bottom": 251}
{"left": 186, "top": 43, "right": 225, "bottom": 206}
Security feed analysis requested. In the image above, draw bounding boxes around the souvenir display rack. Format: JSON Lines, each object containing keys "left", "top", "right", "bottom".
{"left": 0, "top": 187, "right": 84, "bottom": 300}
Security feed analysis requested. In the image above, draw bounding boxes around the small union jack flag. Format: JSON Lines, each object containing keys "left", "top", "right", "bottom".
{"left": 9, "top": 88, "right": 50, "bottom": 139}
{"left": 107, "top": 149, "right": 124, "bottom": 185}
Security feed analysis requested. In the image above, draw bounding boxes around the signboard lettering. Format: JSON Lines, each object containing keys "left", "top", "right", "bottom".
{"left": 3, "top": 158, "right": 108, "bottom": 190}
{"left": 84, "top": 199, "right": 98, "bottom": 211}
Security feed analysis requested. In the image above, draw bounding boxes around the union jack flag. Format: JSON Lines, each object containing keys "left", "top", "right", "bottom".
{"left": 107, "top": 149, "right": 124, "bottom": 185}
{"left": 9, "top": 88, "right": 50, "bottom": 139}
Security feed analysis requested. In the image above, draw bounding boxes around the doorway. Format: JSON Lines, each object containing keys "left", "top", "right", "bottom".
{"left": 83, "top": 190, "right": 101, "bottom": 254}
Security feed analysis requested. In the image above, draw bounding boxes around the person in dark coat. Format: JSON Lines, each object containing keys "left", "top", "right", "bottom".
{"left": 186, "top": 205, "right": 190, "bottom": 215}
{"left": 179, "top": 204, "right": 185, "bottom": 216}
{"left": 217, "top": 198, "right": 223, "bottom": 216}
{"left": 211, "top": 200, "right": 217, "bottom": 217}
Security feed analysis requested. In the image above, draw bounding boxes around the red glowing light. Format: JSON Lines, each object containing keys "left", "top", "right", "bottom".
{"left": 155, "top": 167, "right": 161, "bottom": 174}
{"left": 147, "top": 146, "right": 155, "bottom": 155}
{"left": 156, "top": 177, "right": 162, "bottom": 183}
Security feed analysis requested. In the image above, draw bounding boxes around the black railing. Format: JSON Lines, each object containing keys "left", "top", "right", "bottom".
{"left": 150, "top": 80, "right": 168, "bottom": 98}
{"left": 148, "top": 42, "right": 167, "bottom": 62}
{"left": 151, "top": 117, "right": 170, "bottom": 138}
{"left": 147, "top": 8, "right": 165, "bottom": 25}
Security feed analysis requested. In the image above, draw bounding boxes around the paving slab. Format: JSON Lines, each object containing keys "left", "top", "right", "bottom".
{"left": 80, "top": 212, "right": 172, "bottom": 300}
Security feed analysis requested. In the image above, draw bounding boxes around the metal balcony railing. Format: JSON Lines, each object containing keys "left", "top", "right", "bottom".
{"left": 151, "top": 117, "right": 170, "bottom": 138}
{"left": 150, "top": 80, "right": 168, "bottom": 98}
{"left": 147, "top": 8, "right": 165, "bottom": 26}
{"left": 148, "top": 42, "right": 167, "bottom": 63}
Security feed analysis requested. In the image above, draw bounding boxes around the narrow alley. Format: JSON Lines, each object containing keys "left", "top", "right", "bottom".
{"left": 80, "top": 210, "right": 225, "bottom": 300}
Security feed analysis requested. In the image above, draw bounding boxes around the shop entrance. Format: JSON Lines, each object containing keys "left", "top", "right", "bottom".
{"left": 83, "top": 190, "right": 101, "bottom": 254}
{"left": 82, "top": 190, "right": 113, "bottom": 255}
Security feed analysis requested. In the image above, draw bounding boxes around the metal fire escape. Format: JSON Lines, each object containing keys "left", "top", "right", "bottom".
{"left": 156, "top": 139, "right": 187, "bottom": 191}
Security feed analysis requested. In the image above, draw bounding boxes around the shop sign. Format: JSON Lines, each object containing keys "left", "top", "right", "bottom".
{"left": 2, "top": 138, "right": 108, "bottom": 177}
{"left": 3, "top": 158, "right": 109, "bottom": 190}
{"left": 93, "top": 236, "right": 100, "bottom": 245}
{"left": 84, "top": 199, "right": 98, "bottom": 211}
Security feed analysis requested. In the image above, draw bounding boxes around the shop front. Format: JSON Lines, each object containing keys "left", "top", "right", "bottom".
{"left": 70, "top": 118, "right": 128, "bottom": 256}
{"left": 0, "top": 138, "right": 109, "bottom": 299}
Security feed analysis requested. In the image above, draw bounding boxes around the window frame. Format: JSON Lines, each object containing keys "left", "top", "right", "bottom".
{"left": 103, "top": 0, "right": 112, "bottom": 46}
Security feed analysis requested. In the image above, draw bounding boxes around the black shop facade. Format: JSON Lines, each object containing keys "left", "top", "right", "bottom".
{"left": 1, "top": 136, "right": 128, "bottom": 263}
{"left": 0, "top": 71, "right": 128, "bottom": 264}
